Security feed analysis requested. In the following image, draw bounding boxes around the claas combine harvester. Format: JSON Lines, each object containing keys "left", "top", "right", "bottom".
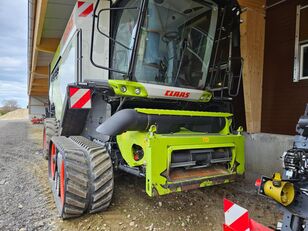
{"left": 43, "top": 0, "right": 245, "bottom": 218}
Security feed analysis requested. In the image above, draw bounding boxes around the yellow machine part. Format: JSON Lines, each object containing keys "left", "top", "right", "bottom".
{"left": 263, "top": 173, "right": 295, "bottom": 206}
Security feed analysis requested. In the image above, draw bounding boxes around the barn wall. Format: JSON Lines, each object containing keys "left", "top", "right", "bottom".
{"left": 262, "top": 0, "right": 308, "bottom": 135}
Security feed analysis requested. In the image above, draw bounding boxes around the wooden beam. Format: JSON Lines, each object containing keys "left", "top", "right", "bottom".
{"left": 29, "top": 0, "right": 48, "bottom": 95}
{"left": 32, "top": 86, "right": 49, "bottom": 91}
{"left": 31, "top": 0, "right": 48, "bottom": 73}
{"left": 30, "top": 92, "right": 49, "bottom": 96}
{"left": 29, "top": 66, "right": 49, "bottom": 94}
{"left": 31, "top": 88, "right": 48, "bottom": 92}
{"left": 30, "top": 92, "right": 48, "bottom": 96}
{"left": 36, "top": 38, "right": 60, "bottom": 53}
{"left": 32, "top": 83, "right": 48, "bottom": 88}
{"left": 240, "top": 8, "right": 265, "bottom": 133}
{"left": 33, "top": 66, "right": 49, "bottom": 76}
{"left": 238, "top": 0, "right": 265, "bottom": 11}
{"left": 31, "top": 88, "right": 48, "bottom": 91}
{"left": 31, "top": 86, "right": 49, "bottom": 93}
{"left": 33, "top": 78, "right": 48, "bottom": 85}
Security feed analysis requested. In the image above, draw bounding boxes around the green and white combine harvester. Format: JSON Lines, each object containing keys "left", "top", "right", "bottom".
{"left": 43, "top": 0, "right": 245, "bottom": 218}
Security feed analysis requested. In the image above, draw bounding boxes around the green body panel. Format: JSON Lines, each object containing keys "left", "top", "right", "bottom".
{"left": 116, "top": 109, "right": 245, "bottom": 196}
{"left": 196, "top": 91, "right": 212, "bottom": 102}
{"left": 50, "top": 45, "right": 61, "bottom": 73}
{"left": 108, "top": 80, "right": 148, "bottom": 97}
{"left": 136, "top": 108, "right": 232, "bottom": 118}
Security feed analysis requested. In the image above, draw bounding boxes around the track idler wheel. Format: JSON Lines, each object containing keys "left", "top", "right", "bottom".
{"left": 48, "top": 141, "right": 89, "bottom": 219}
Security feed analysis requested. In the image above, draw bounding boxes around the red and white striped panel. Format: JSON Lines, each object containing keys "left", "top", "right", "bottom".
{"left": 77, "top": 1, "right": 94, "bottom": 17}
{"left": 224, "top": 199, "right": 250, "bottom": 231}
{"left": 69, "top": 87, "right": 92, "bottom": 109}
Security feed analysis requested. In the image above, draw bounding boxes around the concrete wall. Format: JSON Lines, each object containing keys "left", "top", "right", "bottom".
{"left": 244, "top": 133, "right": 294, "bottom": 179}
{"left": 28, "top": 96, "right": 48, "bottom": 119}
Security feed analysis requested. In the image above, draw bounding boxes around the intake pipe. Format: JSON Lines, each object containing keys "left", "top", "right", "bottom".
{"left": 96, "top": 109, "right": 148, "bottom": 136}
{"left": 96, "top": 109, "right": 226, "bottom": 136}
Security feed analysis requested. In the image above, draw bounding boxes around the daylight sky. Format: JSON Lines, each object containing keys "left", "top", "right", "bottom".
{"left": 0, "top": 0, "right": 28, "bottom": 108}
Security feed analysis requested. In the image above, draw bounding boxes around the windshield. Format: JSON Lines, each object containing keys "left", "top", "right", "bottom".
{"left": 111, "top": 0, "right": 218, "bottom": 90}
{"left": 135, "top": 0, "right": 217, "bottom": 90}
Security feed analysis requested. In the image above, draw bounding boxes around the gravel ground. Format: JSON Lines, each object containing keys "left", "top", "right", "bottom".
{"left": 0, "top": 109, "right": 28, "bottom": 120}
{"left": 0, "top": 120, "right": 283, "bottom": 231}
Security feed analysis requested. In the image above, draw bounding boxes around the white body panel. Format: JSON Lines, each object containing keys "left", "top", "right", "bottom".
{"left": 59, "top": 0, "right": 110, "bottom": 82}
{"left": 78, "top": 1, "right": 110, "bottom": 81}
{"left": 143, "top": 83, "right": 205, "bottom": 101}
{"left": 50, "top": 0, "right": 110, "bottom": 120}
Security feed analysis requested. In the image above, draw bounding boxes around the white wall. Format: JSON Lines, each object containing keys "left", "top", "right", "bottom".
{"left": 244, "top": 133, "right": 294, "bottom": 180}
{"left": 28, "top": 96, "right": 48, "bottom": 119}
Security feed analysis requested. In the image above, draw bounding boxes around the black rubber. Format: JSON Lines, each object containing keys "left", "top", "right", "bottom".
{"left": 50, "top": 136, "right": 89, "bottom": 219}
{"left": 49, "top": 136, "right": 113, "bottom": 219}
{"left": 88, "top": 147, "right": 113, "bottom": 213}
{"left": 96, "top": 109, "right": 227, "bottom": 136}
{"left": 43, "top": 118, "right": 59, "bottom": 160}
{"left": 69, "top": 136, "right": 114, "bottom": 214}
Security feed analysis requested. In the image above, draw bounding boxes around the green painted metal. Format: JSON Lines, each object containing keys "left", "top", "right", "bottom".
{"left": 108, "top": 80, "right": 148, "bottom": 97}
{"left": 50, "top": 45, "right": 61, "bottom": 73}
{"left": 199, "top": 91, "right": 213, "bottom": 102}
{"left": 116, "top": 109, "right": 245, "bottom": 197}
{"left": 136, "top": 108, "right": 233, "bottom": 118}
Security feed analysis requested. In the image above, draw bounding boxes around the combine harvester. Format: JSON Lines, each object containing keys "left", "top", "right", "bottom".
{"left": 43, "top": 0, "right": 245, "bottom": 218}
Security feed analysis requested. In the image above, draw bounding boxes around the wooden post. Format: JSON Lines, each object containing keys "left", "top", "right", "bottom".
{"left": 239, "top": 5, "right": 265, "bottom": 133}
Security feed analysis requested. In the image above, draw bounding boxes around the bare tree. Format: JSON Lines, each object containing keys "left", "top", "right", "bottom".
{"left": 1, "top": 99, "right": 19, "bottom": 113}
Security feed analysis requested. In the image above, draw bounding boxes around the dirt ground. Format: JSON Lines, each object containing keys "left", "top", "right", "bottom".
{"left": 0, "top": 120, "right": 283, "bottom": 231}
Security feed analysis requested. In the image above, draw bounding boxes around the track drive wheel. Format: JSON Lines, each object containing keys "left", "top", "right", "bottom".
{"left": 49, "top": 138, "right": 89, "bottom": 219}
{"left": 43, "top": 118, "right": 59, "bottom": 160}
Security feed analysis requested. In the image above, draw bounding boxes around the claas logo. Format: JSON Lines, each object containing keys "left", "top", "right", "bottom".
{"left": 164, "top": 90, "right": 190, "bottom": 98}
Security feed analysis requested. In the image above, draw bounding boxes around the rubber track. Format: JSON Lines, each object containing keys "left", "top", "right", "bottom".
{"left": 44, "top": 118, "right": 59, "bottom": 159}
{"left": 69, "top": 136, "right": 114, "bottom": 214}
{"left": 51, "top": 136, "right": 89, "bottom": 219}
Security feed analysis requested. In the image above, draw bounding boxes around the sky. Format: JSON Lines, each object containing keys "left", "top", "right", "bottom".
{"left": 0, "top": 0, "right": 28, "bottom": 108}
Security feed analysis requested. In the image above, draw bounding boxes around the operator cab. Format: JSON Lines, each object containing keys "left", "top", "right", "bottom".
{"left": 111, "top": 0, "right": 217, "bottom": 91}
{"left": 91, "top": 0, "right": 242, "bottom": 99}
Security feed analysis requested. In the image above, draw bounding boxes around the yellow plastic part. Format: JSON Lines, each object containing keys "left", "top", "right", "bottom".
{"left": 264, "top": 173, "right": 295, "bottom": 206}
{"left": 273, "top": 172, "right": 282, "bottom": 182}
